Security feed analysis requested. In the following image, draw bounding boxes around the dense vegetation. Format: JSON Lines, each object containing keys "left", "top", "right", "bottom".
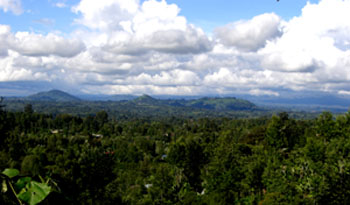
{"left": 1, "top": 99, "right": 350, "bottom": 204}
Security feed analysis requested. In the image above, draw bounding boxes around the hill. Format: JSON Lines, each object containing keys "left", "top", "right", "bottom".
{"left": 184, "top": 97, "right": 256, "bottom": 110}
{"left": 132, "top": 94, "right": 160, "bottom": 105}
{"left": 26, "top": 90, "right": 81, "bottom": 102}
{"left": 130, "top": 94, "right": 257, "bottom": 111}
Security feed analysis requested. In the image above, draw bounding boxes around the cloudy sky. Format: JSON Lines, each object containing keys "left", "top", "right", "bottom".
{"left": 1, "top": 0, "right": 350, "bottom": 97}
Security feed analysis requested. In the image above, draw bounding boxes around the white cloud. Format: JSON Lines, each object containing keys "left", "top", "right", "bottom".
{"left": 10, "top": 32, "right": 85, "bottom": 57}
{"left": 259, "top": 0, "right": 350, "bottom": 73}
{"left": 125, "top": 69, "right": 200, "bottom": 86}
{"left": 82, "top": 84, "right": 202, "bottom": 96}
{"left": 103, "top": 26, "right": 211, "bottom": 55}
{"left": 73, "top": 0, "right": 212, "bottom": 55}
{"left": 72, "top": 0, "right": 139, "bottom": 31}
{"left": 0, "top": 25, "right": 86, "bottom": 83}
{"left": 1, "top": 24, "right": 85, "bottom": 58}
{"left": 0, "top": 51, "right": 51, "bottom": 82}
{"left": 0, "top": 0, "right": 22, "bottom": 15}
{"left": 0, "top": 25, "right": 11, "bottom": 56}
{"left": 215, "top": 13, "right": 281, "bottom": 51}
{"left": 55, "top": 2, "right": 67, "bottom": 8}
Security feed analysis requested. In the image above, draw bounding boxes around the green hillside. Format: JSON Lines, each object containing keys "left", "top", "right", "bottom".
{"left": 132, "top": 95, "right": 257, "bottom": 111}
{"left": 185, "top": 97, "right": 256, "bottom": 110}
{"left": 132, "top": 94, "right": 160, "bottom": 105}
{"left": 26, "top": 90, "right": 81, "bottom": 102}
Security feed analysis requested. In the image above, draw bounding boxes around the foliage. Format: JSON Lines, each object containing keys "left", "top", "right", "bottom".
{"left": 1, "top": 168, "right": 52, "bottom": 205}
{"left": 1, "top": 105, "right": 350, "bottom": 204}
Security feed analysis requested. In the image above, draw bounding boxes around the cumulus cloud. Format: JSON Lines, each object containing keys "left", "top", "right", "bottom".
{"left": 0, "top": 51, "right": 51, "bottom": 82}
{"left": 72, "top": 0, "right": 139, "bottom": 31}
{"left": 202, "top": 67, "right": 282, "bottom": 93}
{"left": 103, "top": 26, "right": 211, "bottom": 55}
{"left": 0, "top": 26, "right": 86, "bottom": 58}
{"left": 0, "top": 25, "right": 11, "bottom": 56}
{"left": 125, "top": 69, "right": 200, "bottom": 86}
{"left": 11, "top": 32, "right": 86, "bottom": 57}
{"left": 0, "top": 24, "right": 86, "bottom": 83}
{"left": 81, "top": 84, "right": 203, "bottom": 96}
{"left": 73, "top": 0, "right": 212, "bottom": 55}
{"left": 215, "top": 13, "right": 282, "bottom": 51}
{"left": 0, "top": 0, "right": 22, "bottom": 15}
{"left": 259, "top": 0, "right": 350, "bottom": 73}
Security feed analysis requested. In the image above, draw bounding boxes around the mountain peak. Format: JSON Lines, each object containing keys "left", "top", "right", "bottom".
{"left": 139, "top": 94, "right": 154, "bottom": 99}
{"left": 133, "top": 94, "right": 158, "bottom": 104}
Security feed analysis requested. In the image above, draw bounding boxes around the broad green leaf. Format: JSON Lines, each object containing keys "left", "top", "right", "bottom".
{"left": 2, "top": 179, "right": 7, "bottom": 193}
{"left": 18, "top": 181, "right": 51, "bottom": 205}
{"left": 15, "top": 177, "right": 32, "bottom": 190}
{"left": 2, "top": 168, "right": 19, "bottom": 178}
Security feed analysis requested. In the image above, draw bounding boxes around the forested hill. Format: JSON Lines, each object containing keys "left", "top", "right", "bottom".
{"left": 26, "top": 90, "right": 81, "bottom": 102}
{"left": 132, "top": 94, "right": 161, "bottom": 105}
{"left": 178, "top": 97, "right": 256, "bottom": 110}
{"left": 132, "top": 94, "right": 257, "bottom": 111}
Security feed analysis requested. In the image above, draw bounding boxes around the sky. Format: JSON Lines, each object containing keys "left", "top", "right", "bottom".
{"left": 1, "top": 0, "right": 350, "bottom": 97}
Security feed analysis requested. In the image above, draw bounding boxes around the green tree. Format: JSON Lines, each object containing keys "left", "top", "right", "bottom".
{"left": 167, "top": 136, "right": 207, "bottom": 192}
{"left": 315, "top": 112, "right": 339, "bottom": 140}
{"left": 203, "top": 142, "right": 246, "bottom": 204}
{"left": 96, "top": 110, "right": 108, "bottom": 128}
{"left": 265, "top": 112, "right": 300, "bottom": 150}
{"left": 0, "top": 98, "right": 9, "bottom": 149}
{"left": 24, "top": 104, "right": 34, "bottom": 114}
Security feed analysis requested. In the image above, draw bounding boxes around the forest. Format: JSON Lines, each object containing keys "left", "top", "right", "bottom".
{"left": 2, "top": 100, "right": 350, "bottom": 204}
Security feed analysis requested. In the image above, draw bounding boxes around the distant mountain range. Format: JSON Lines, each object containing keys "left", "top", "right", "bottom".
{"left": 3, "top": 89, "right": 350, "bottom": 112}
{"left": 4, "top": 90, "right": 257, "bottom": 111}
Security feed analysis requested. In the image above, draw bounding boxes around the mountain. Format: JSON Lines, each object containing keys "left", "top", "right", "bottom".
{"left": 26, "top": 90, "right": 81, "bottom": 102}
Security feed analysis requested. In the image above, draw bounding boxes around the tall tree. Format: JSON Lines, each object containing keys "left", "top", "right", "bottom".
{"left": 265, "top": 112, "right": 300, "bottom": 150}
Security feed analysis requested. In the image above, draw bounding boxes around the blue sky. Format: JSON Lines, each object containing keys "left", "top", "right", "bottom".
{"left": 166, "top": 0, "right": 318, "bottom": 32}
{"left": 1, "top": 0, "right": 350, "bottom": 98}
{"left": 1, "top": 0, "right": 317, "bottom": 34}
{"left": 0, "top": 0, "right": 80, "bottom": 33}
